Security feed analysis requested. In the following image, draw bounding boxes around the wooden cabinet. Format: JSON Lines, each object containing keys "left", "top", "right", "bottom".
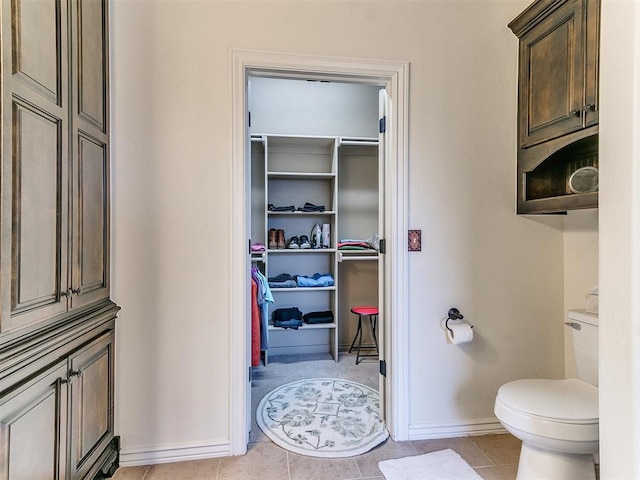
{"left": 0, "top": 0, "right": 110, "bottom": 334}
{"left": 509, "top": 0, "right": 600, "bottom": 214}
{"left": 0, "top": 1, "right": 118, "bottom": 478}
{"left": 1, "top": 362, "right": 69, "bottom": 480}
{"left": 1, "top": 314, "right": 118, "bottom": 480}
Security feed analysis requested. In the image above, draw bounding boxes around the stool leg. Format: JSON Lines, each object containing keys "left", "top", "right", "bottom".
{"left": 369, "top": 314, "right": 379, "bottom": 353}
{"left": 349, "top": 314, "right": 363, "bottom": 355}
{"left": 356, "top": 314, "right": 364, "bottom": 364}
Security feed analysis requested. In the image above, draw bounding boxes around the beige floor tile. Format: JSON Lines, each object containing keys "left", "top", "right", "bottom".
{"left": 474, "top": 463, "right": 519, "bottom": 480}
{"left": 288, "top": 452, "right": 361, "bottom": 480}
{"left": 355, "top": 439, "right": 418, "bottom": 477}
{"left": 469, "top": 433, "right": 522, "bottom": 466}
{"left": 111, "top": 466, "right": 148, "bottom": 480}
{"left": 218, "top": 442, "right": 289, "bottom": 480}
{"left": 410, "top": 436, "right": 492, "bottom": 467}
{"left": 143, "top": 458, "right": 220, "bottom": 480}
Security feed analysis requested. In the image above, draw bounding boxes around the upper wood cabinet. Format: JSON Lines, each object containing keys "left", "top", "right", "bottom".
{"left": 0, "top": 0, "right": 110, "bottom": 333}
{"left": 509, "top": 0, "right": 600, "bottom": 214}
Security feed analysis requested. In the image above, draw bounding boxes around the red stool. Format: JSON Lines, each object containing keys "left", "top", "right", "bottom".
{"left": 348, "top": 306, "right": 379, "bottom": 364}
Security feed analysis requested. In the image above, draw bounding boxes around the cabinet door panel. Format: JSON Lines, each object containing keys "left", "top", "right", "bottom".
{"left": 519, "top": 0, "right": 584, "bottom": 148}
{"left": 75, "top": 0, "right": 107, "bottom": 132}
{"left": 70, "top": 135, "right": 108, "bottom": 310}
{"left": 68, "top": 332, "right": 114, "bottom": 480}
{"left": 0, "top": 363, "right": 68, "bottom": 480}
{"left": 12, "top": 0, "right": 61, "bottom": 104}
{"left": 5, "top": 101, "right": 69, "bottom": 331}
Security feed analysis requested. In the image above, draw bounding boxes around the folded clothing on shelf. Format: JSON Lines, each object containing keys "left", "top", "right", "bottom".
{"left": 268, "top": 273, "right": 297, "bottom": 288}
{"left": 295, "top": 273, "right": 335, "bottom": 287}
{"left": 297, "top": 202, "right": 326, "bottom": 212}
{"left": 303, "top": 310, "right": 334, "bottom": 324}
{"left": 268, "top": 204, "right": 296, "bottom": 212}
{"left": 272, "top": 307, "right": 303, "bottom": 329}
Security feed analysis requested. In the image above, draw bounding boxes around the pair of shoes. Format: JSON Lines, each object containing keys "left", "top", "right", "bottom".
{"left": 269, "top": 229, "right": 286, "bottom": 249}
{"left": 287, "top": 236, "right": 300, "bottom": 249}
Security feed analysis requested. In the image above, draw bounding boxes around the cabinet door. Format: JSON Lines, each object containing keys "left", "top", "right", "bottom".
{"left": 0, "top": 0, "right": 70, "bottom": 333}
{"left": 68, "top": 331, "right": 114, "bottom": 480}
{"left": 0, "top": 362, "right": 68, "bottom": 480}
{"left": 69, "top": 0, "right": 111, "bottom": 310}
{"left": 583, "top": 0, "right": 600, "bottom": 128}
{"left": 518, "top": 0, "right": 585, "bottom": 148}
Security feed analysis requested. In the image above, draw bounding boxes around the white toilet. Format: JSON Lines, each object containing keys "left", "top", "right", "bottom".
{"left": 494, "top": 309, "right": 599, "bottom": 480}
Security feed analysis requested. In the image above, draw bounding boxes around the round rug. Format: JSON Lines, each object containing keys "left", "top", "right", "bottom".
{"left": 256, "top": 377, "right": 389, "bottom": 458}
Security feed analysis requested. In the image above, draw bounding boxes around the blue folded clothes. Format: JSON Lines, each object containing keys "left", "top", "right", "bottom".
{"left": 295, "top": 273, "right": 335, "bottom": 287}
{"left": 268, "top": 280, "right": 297, "bottom": 288}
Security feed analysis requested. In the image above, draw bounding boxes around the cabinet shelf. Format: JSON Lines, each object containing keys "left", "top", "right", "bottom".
{"left": 267, "top": 172, "right": 336, "bottom": 180}
{"left": 270, "top": 286, "right": 336, "bottom": 292}
{"left": 267, "top": 248, "right": 336, "bottom": 254}
{"left": 268, "top": 211, "right": 336, "bottom": 216}
{"left": 268, "top": 322, "right": 336, "bottom": 331}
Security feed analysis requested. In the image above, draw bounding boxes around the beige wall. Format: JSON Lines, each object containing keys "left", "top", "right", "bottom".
{"left": 111, "top": 0, "right": 576, "bottom": 463}
{"left": 563, "top": 210, "right": 599, "bottom": 377}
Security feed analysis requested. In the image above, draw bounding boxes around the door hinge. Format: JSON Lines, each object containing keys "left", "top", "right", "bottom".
{"left": 379, "top": 238, "right": 386, "bottom": 254}
{"left": 379, "top": 360, "right": 387, "bottom": 377}
{"left": 249, "top": 366, "right": 253, "bottom": 383}
{"left": 379, "top": 116, "right": 386, "bottom": 134}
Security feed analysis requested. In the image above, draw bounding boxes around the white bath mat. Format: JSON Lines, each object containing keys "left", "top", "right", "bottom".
{"left": 378, "top": 448, "right": 482, "bottom": 480}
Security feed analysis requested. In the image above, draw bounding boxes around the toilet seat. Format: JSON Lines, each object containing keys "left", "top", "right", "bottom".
{"left": 495, "top": 378, "right": 599, "bottom": 447}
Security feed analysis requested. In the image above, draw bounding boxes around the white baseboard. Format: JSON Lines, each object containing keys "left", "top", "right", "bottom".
{"left": 119, "top": 440, "right": 231, "bottom": 467}
{"left": 409, "top": 417, "right": 506, "bottom": 441}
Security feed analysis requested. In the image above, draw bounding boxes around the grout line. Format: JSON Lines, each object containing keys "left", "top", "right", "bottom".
{"left": 286, "top": 450, "right": 292, "bottom": 480}
{"left": 140, "top": 465, "right": 150, "bottom": 480}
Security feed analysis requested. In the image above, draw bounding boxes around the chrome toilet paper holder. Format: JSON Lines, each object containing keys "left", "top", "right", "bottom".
{"left": 445, "top": 308, "right": 471, "bottom": 333}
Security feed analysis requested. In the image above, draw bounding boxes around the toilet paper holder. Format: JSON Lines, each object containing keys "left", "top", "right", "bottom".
{"left": 444, "top": 308, "right": 471, "bottom": 333}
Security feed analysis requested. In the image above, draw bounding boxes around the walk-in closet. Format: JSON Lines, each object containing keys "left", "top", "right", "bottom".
{"left": 248, "top": 77, "right": 385, "bottom": 441}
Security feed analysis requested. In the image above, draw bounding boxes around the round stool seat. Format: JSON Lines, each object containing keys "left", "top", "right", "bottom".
{"left": 351, "top": 306, "right": 378, "bottom": 316}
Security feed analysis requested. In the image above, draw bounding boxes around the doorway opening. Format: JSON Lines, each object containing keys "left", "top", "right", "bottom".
{"left": 230, "top": 50, "right": 410, "bottom": 455}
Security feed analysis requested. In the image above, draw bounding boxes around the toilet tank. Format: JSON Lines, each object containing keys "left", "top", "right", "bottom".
{"left": 567, "top": 309, "right": 599, "bottom": 386}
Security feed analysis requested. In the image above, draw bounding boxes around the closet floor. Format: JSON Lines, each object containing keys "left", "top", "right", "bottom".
{"left": 250, "top": 352, "right": 379, "bottom": 444}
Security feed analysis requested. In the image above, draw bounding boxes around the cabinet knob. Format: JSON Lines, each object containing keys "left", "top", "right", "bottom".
{"left": 71, "top": 287, "right": 82, "bottom": 295}
{"left": 569, "top": 110, "right": 581, "bottom": 117}
{"left": 583, "top": 104, "right": 596, "bottom": 112}
{"left": 69, "top": 369, "right": 82, "bottom": 378}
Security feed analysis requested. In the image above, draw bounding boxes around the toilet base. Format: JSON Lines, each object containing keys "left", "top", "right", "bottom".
{"left": 517, "top": 443, "right": 596, "bottom": 480}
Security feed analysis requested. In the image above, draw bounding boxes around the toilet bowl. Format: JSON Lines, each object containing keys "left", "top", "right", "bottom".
{"left": 494, "top": 310, "right": 599, "bottom": 479}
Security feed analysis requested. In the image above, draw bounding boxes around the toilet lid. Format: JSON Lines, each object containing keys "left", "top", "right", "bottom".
{"left": 497, "top": 378, "right": 598, "bottom": 423}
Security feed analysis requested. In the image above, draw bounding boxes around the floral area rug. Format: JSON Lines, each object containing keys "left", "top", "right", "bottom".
{"left": 256, "top": 378, "right": 389, "bottom": 457}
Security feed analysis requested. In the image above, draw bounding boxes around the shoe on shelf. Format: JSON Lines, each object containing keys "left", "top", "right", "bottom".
{"left": 276, "top": 229, "right": 286, "bottom": 249}
{"left": 268, "top": 228, "right": 277, "bottom": 250}
{"left": 287, "top": 236, "right": 300, "bottom": 249}
{"left": 299, "top": 235, "right": 311, "bottom": 249}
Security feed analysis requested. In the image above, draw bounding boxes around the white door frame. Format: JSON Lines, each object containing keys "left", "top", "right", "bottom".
{"left": 229, "top": 49, "right": 409, "bottom": 455}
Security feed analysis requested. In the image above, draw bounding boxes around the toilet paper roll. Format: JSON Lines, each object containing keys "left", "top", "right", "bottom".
{"left": 447, "top": 322, "right": 473, "bottom": 344}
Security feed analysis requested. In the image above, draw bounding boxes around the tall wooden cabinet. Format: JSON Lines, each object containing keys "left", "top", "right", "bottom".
{"left": 0, "top": 0, "right": 119, "bottom": 478}
{"left": 509, "top": 0, "right": 600, "bottom": 214}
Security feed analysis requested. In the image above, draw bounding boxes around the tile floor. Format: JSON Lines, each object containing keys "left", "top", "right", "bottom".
{"left": 111, "top": 433, "right": 521, "bottom": 480}
{"left": 112, "top": 353, "right": 522, "bottom": 480}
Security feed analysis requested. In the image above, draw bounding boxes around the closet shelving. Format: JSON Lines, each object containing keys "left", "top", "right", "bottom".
{"left": 252, "top": 134, "right": 379, "bottom": 363}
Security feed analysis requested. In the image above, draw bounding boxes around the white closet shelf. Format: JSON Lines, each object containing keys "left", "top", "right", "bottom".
{"left": 267, "top": 172, "right": 336, "bottom": 180}
{"left": 270, "top": 286, "right": 336, "bottom": 292}
{"left": 268, "top": 211, "right": 336, "bottom": 216}
{"left": 268, "top": 323, "right": 337, "bottom": 331}
{"left": 267, "top": 248, "right": 336, "bottom": 254}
